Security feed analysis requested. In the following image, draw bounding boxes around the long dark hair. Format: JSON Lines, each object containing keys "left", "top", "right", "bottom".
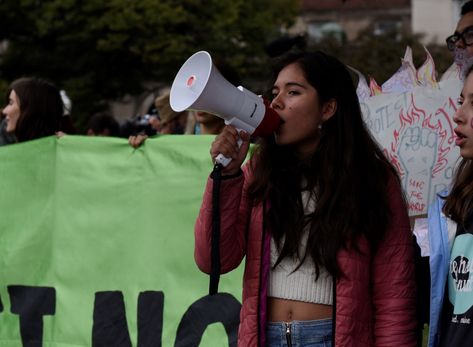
{"left": 6, "top": 77, "right": 63, "bottom": 142}
{"left": 247, "top": 51, "right": 402, "bottom": 278}
{"left": 442, "top": 65, "right": 473, "bottom": 224}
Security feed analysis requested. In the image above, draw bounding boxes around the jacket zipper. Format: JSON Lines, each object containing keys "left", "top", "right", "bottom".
{"left": 285, "top": 322, "right": 293, "bottom": 347}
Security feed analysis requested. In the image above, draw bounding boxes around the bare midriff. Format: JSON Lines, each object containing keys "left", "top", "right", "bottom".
{"left": 267, "top": 297, "right": 332, "bottom": 322}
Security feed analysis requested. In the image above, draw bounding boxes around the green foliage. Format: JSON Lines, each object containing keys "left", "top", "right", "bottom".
{"left": 1, "top": 1, "right": 452, "bottom": 130}
{"left": 0, "top": 0, "right": 298, "bottom": 130}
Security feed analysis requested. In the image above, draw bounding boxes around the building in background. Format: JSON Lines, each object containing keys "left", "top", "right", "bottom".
{"left": 294, "top": 0, "right": 465, "bottom": 46}
{"left": 293, "top": 0, "right": 411, "bottom": 44}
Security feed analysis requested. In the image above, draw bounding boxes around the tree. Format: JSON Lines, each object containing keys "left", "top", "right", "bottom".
{"left": 0, "top": 0, "right": 298, "bottom": 130}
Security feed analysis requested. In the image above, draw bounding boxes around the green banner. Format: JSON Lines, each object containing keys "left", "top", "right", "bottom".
{"left": 0, "top": 135, "right": 243, "bottom": 346}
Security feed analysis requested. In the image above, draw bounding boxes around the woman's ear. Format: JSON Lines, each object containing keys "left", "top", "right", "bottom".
{"left": 321, "top": 98, "right": 337, "bottom": 122}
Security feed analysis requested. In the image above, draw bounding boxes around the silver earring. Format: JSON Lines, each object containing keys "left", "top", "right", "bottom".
{"left": 318, "top": 123, "right": 322, "bottom": 130}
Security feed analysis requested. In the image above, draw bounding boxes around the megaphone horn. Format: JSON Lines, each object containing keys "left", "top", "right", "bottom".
{"left": 170, "top": 51, "right": 281, "bottom": 166}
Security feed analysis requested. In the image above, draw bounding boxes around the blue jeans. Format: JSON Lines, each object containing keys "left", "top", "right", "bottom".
{"left": 266, "top": 318, "right": 333, "bottom": 347}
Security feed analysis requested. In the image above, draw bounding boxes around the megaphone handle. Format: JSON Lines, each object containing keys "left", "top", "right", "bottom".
{"left": 214, "top": 136, "right": 243, "bottom": 167}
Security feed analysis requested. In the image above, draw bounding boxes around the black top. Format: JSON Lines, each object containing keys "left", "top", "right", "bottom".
{"left": 439, "top": 214, "right": 473, "bottom": 347}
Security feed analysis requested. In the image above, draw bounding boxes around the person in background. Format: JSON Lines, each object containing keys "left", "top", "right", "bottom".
{"left": 446, "top": 1, "right": 473, "bottom": 75}
{"left": 1, "top": 77, "right": 64, "bottom": 145}
{"left": 186, "top": 110, "right": 226, "bottom": 135}
{"left": 194, "top": 50, "right": 417, "bottom": 346}
{"left": 153, "top": 91, "right": 188, "bottom": 135}
{"left": 86, "top": 112, "right": 120, "bottom": 137}
{"left": 447, "top": 1, "right": 473, "bottom": 55}
{"left": 413, "top": 3, "right": 473, "bottom": 345}
{"left": 128, "top": 91, "right": 188, "bottom": 148}
{"left": 424, "top": 64, "right": 473, "bottom": 347}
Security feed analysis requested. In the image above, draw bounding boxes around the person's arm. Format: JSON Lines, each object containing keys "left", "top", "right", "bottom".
{"left": 194, "top": 169, "right": 249, "bottom": 274}
{"left": 371, "top": 175, "right": 417, "bottom": 346}
{"left": 194, "top": 125, "right": 252, "bottom": 274}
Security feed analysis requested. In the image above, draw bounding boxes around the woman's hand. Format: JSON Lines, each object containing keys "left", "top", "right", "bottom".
{"left": 128, "top": 134, "right": 148, "bottom": 148}
{"left": 210, "top": 125, "right": 250, "bottom": 175}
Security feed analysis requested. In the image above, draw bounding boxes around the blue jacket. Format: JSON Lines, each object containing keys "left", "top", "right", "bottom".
{"left": 427, "top": 193, "right": 455, "bottom": 347}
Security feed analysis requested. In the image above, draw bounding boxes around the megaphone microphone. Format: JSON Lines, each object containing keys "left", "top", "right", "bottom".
{"left": 170, "top": 51, "right": 281, "bottom": 167}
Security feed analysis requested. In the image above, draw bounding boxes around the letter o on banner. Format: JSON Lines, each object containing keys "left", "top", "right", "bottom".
{"left": 174, "top": 293, "right": 241, "bottom": 347}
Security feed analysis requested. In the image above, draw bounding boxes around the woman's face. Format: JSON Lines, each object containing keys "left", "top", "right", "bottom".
{"left": 270, "top": 62, "right": 333, "bottom": 158}
{"left": 453, "top": 72, "right": 473, "bottom": 160}
{"left": 3, "top": 90, "right": 21, "bottom": 133}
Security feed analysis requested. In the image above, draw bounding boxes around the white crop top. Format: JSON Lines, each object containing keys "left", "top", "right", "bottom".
{"left": 268, "top": 190, "right": 333, "bottom": 305}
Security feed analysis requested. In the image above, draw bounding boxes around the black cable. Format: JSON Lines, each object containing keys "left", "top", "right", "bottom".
{"left": 209, "top": 162, "right": 223, "bottom": 295}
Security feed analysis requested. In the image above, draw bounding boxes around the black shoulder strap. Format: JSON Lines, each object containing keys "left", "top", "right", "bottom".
{"left": 209, "top": 163, "right": 223, "bottom": 295}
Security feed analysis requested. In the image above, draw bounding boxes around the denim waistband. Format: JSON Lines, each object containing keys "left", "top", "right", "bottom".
{"left": 267, "top": 318, "right": 332, "bottom": 327}
{"left": 266, "top": 318, "right": 333, "bottom": 347}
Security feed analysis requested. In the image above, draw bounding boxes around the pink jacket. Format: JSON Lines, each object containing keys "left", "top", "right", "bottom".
{"left": 195, "top": 165, "right": 417, "bottom": 346}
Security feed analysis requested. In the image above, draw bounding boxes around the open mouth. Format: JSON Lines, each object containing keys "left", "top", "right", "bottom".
{"left": 455, "top": 130, "right": 467, "bottom": 145}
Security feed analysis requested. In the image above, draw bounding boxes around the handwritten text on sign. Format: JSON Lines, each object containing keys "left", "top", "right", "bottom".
{"left": 361, "top": 79, "right": 462, "bottom": 215}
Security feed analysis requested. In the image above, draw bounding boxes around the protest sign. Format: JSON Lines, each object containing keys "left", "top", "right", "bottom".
{"left": 0, "top": 135, "right": 243, "bottom": 346}
{"left": 358, "top": 47, "right": 463, "bottom": 215}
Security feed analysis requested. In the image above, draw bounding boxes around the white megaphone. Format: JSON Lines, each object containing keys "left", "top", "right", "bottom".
{"left": 170, "top": 51, "right": 282, "bottom": 167}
